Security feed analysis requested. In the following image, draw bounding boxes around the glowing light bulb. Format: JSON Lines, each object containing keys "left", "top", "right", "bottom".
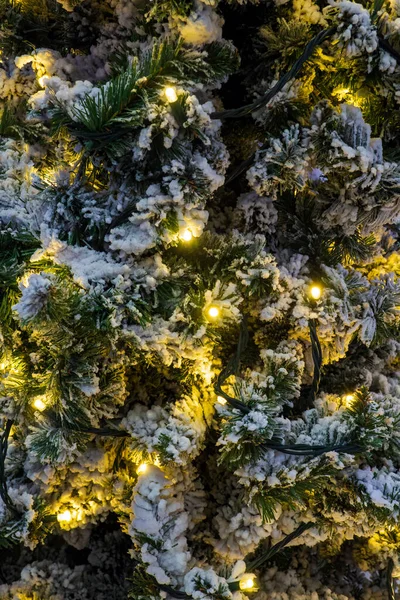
{"left": 164, "top": 86, "right": 178, "bottom": 103}
{"left": 180, "top": 229, "right": 193, "bottom": 242}
{"left": 208, "top": 306, "right": 220, "bottom": 319}
{"left": 57, "top": 510, "right": 72, "bottom": 523}
{"left": 217, "top": 396, "right": 227, "bottom": 405}
{"left": 38, "top": 75, "right": 48, "bottom": 88}
{"left": 344, "top": 394, "right": 354, "bottom": 405}
{"left": 33, "top": 397, "right": 46, "bottom": 411}
{"left": 309, "top": 285, "right": 322, "bottom": 300}
{"left": 137, "top": 463, "right": 148, "bottom": 475}
{"left": 239, "top": 576, "right": 256, "bottom": 591}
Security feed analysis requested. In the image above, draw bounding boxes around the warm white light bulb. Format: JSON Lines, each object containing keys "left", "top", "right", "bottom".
{"left": 137, "top": 463, "right": 148, "bottom": 475}
{"left": 57, "top": 510, "right": 72, "bottom": 523}
{"left": 310, "top": 285, "right": 322, "bottom": 300}
{"left": 180, "top": 229, "right": 193, "bottom": 242}
{"left": 239, "top": 576, "right": 256, "bottom": 591}
{"left": 208, "top": 306, "right": 219, "bottom": 319}
{"left": 33, "top": 397, "right": 46, "bottom": 411}
{"left": 217, "top": 396, "right": 227, "bottom": 405}
{"left": 165, "top": 86, "right": 178, "bottom": 103}
{"left": 344, "top": 394, "right": 354, "bottom": 405}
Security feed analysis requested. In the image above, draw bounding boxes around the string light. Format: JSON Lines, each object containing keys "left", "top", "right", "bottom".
{"left": 38, "top": 75, "right": 48, "bottom": 88}
{"left": 57, "top": 510, "right": 72, "bottom": 523}
{"left": 164, "top": 86, "right": 178, "bottom": 103}
{"left": 137, "top": 463, "right": 148, "bottom": 475}
{"left": 217, "top": 396, "right": 227, "bottom": 405}
{"left": 180, "top": 229, "right": 193, "bottom": 242}
{"left": 239, "top": 576, "right": 256, "bottom": 591}
{"left": 207, "top": 306, "right": 220, "bottom": 319}
{"left": 309, "top": 284, "right": 322, "bottom": 300}
{"left": 33, "top": 397, "right": 46, "bottom": 411}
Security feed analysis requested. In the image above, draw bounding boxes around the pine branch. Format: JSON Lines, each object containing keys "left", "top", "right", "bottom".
{"left": 0, "top": 517, "right": 24, "bottom": 548}
{"left": 51, "top": 38, "right": 239, "bottom": 156}
{"left": 252, "top": 461, "right": 341, "bottom": 522}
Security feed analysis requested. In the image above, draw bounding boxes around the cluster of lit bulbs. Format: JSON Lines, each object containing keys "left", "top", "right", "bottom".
{"left": 166, "top": 82, "right": 222, "bottom": 330}
{"left": 49, "top": 282, "right": 324, "bottom": 532}
{"left": 177, "top": 228, "right": 221, "bottom": 320}
{"left": 56, "top": 463, "right": 154, "bottom": 524}
{"left": 32, "top": 283, "right": 322, "bottom": 416}
{"left": 54, "top": 457, "right": 259, "bottom": 590}
{"left": 51, "top": 277, "right": 349, "bottom": 594}
{"left": 56, "top": 463, "right": 153, "bottom": 525}
{"left": 34, "top": 286, "right": 323, "bottom": 415}
{"left": 308, "top": 284, "right": 357, "bottom": 406}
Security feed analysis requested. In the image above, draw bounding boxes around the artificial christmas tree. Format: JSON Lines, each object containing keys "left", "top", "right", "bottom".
{"left": 2, "top": 0, "right": 400, "bottom": 598}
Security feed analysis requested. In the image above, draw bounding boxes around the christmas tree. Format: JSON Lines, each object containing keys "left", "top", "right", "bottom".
{"left": 3, "top": 0, "right": 400, "bottom": 597}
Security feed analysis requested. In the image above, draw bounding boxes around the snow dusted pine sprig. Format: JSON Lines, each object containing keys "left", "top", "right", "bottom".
{"left": 326, "top": 0, "right": 378, "bottom": 58}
